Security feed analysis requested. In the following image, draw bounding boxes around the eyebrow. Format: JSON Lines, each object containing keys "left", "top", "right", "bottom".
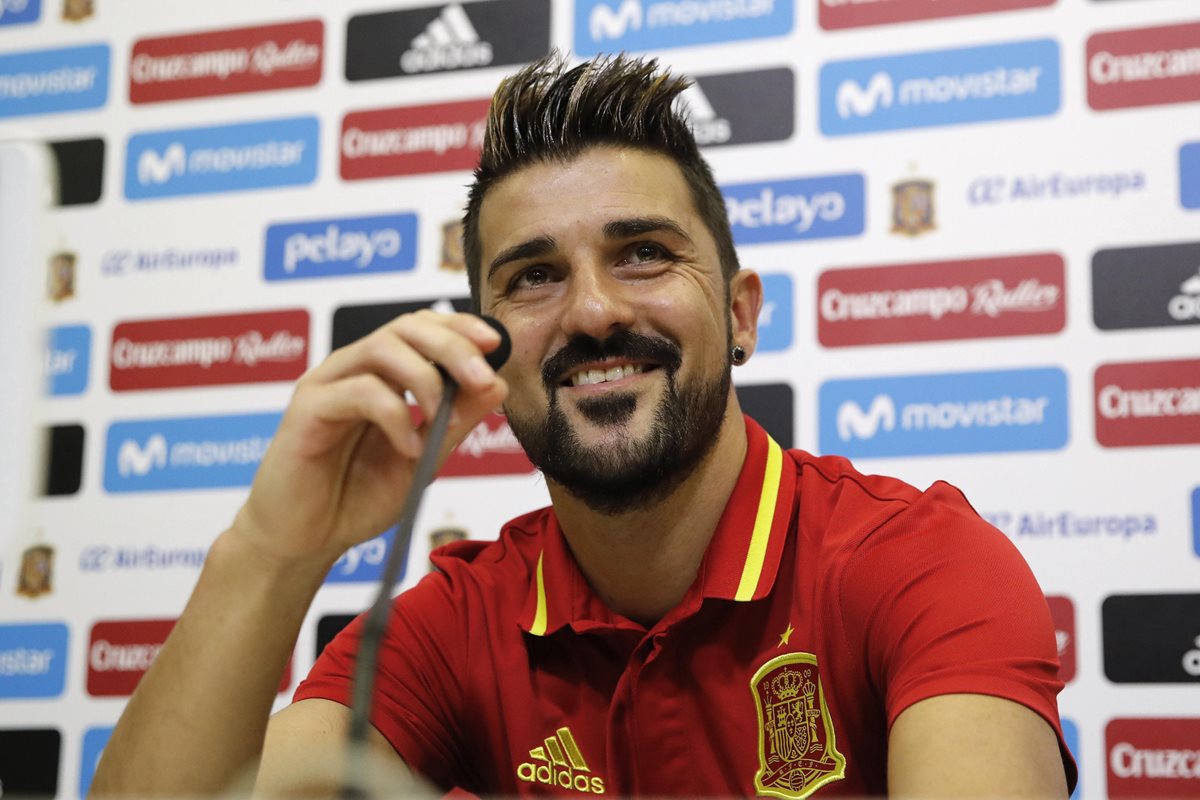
{"left": 485, "top": 216, "right": 694, "bottom": 285}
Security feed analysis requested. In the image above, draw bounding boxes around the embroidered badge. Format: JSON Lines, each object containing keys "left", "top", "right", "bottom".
{"left": 750, "top": 652, "right": 846, "bottom": 799}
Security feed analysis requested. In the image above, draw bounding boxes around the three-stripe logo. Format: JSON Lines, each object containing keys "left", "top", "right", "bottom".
{"left": 516, "top": 726, "right": 607, "bottom": 793}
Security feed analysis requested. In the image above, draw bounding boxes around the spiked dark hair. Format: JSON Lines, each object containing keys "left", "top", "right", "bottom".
{"left": 462, "top": 52, "right": 740, "bottom": 311}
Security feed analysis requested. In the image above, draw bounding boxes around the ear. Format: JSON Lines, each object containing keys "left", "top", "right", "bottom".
{"left": 729, "top": 269, "right": 763, "bottom": 359}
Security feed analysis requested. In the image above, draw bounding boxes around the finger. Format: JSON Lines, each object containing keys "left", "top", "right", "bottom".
{"left": 306, "top": 373, "right": 423, "bottom": 460}
{"left": 385, "top": 311, "right": 501, "bottom": 392}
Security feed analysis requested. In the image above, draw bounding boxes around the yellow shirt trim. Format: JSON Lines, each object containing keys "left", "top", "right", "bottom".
{"left": 734, "top": 436, "right": 783, "bottom": 602}
{"left": 530, "top": 550, "right": 548, "bottom": 636}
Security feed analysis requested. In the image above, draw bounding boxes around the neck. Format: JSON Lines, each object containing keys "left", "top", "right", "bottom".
{"left": 548, "top": 401, "right": 748, "bottom": 628}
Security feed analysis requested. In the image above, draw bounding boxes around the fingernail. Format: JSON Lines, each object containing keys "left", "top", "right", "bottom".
{"left": 476, "top": 319, "right": 500, "bottom": 340}
{"left": 466, "top": 355, "right": 493, "bottom": 384}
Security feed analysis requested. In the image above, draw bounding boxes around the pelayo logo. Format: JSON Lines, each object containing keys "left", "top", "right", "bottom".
{"left": 125, "top": 116, "right": 318, "bottom": 200}
{"left": 325, "top": 528, "right": 403, "bottom": 584}
{"left": 0, "top": 622, "right": 68, "bottom": 698}
{"left": 264, "top": 213, "right": 418, "bottom": 281}
{"left": 1182, "top": 142, "right": 1200, "bottom": 211}
{"left": 79, "top": 727, "right": 114, "bottom": 798}
{"left": 0, "top": 0, "right": 40, "bottom": 27}
{"left": 820, "top": 39, "right": 1060, "bottom": 136}
{"left": 0, "top": 43, "right": 108, "bottom": 118}
{"left": 1192, "top": 487, "right": 1199, "bottom": 559}
{"left": 575, "top": 0, "right": 792, "bottom": 55}
{"left": 819, "top": 367, "right": 1068, "bottom": 458}
{"left": 103, "top": 412, "right": 281, "bottom": 493}
{"left": 723, "top": 174, "right": 865, "bottom": 245}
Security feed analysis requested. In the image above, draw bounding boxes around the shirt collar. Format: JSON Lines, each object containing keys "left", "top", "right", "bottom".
{"left": 518, "top": 415, "right": 797, "bottom": 636}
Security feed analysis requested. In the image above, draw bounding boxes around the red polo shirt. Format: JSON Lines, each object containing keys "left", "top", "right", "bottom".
{"left": 296, "top": 416, "right": 1075, "bottom": 795}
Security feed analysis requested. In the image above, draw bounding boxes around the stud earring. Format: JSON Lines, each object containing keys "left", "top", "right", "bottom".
{"left": 731, "top": 344, "right": 747, "bottom": 365}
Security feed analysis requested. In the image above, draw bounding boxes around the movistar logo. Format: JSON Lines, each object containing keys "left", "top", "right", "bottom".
{"left": 837, "top": 395, "right": 895, "bottom": 441}
{"left": 836, "top": 72, "right": 893, "bottom": 118}
{"left": 516, "top": 726, "right": 606, "bottom": 794}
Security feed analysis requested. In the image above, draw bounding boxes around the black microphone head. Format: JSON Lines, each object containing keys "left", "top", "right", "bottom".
{"left": 480, "top": 315, "right": 511, "bottom": 371}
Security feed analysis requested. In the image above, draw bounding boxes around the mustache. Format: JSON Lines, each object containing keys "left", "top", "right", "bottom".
{"left": 541, "top": 330, "right": 683, "bottom": 389}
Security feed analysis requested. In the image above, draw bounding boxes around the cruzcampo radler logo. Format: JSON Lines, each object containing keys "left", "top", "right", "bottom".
{"left": 751, "top": 652, "right": 846, "bottom": 799}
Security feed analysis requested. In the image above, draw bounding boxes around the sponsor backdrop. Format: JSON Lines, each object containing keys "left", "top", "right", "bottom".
{"left": 1, "top": 0, "right": 1197, "bottom": 796}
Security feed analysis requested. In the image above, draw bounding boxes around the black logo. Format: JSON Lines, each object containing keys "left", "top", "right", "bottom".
{"left": 1093, "top": 241, "right": 1200, "bottom": 330}
{"left": 0, "top": 728, "right": 61, "bottom": 797}
{"left": 1102, "top": 593, "right": 1200, "bottom": 683}
{"left": 345, "top": 0, "right": 551, "bottom": 81}
{"left": 681, "top": 68, "right": 795, "bottom": 148}
{"left": 315, "top": 613, "right": 358, "bottom": 660}
{"left": 735, "top": 382, "right": 794, "bottom": 449}
{"left": 43, "top": 424, "right": 85, "bottom": 496}
{"left": 48, "top": 137, "right": 104, "bottom": 206}
{"left": 332, "top": 297, "right": 472, "bottom": 351}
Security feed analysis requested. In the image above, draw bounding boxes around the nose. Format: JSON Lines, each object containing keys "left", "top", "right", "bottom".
{"left": 560, "top": 262, "right": 636, "bottom": 341}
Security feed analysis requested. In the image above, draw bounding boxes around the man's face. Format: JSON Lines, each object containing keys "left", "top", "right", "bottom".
{"left": 477, "top": 146, "right": 737, "bottom": 513}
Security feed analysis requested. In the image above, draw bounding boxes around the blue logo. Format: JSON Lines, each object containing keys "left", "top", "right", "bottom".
{"left": 1181, "top": 142, "right": 1200, "bottom": 210}
{"left": 820, "top": 39, "right": 1060, "bottom": 136}
{"left": 325, "top": 527, "right": 407, "bottom": 584}
{"left": 265, "top": 213, "right": 418, "bottom": 282}
{"left": 818, "top": 367, "right": 1068, "bottom": 458}
{"left": 104, "top": 413, "right": 281, "bottom": 493}
{"left": 0, "top": 43, "right": 108, "bottom": 118}
{"left": 1061, "top": 717, "right": 1079, "bottom": 800}
{"left": 0, "top": 0, "right": 40, "bottom": 27}
{"left": 46, "top": 324, "right": 90, "bottom": 396}
{"left": 575, "top": 0, "right": 792, "bottom": 56}
{"left": 757, "top": 273, "right": 793, "bottom": 352}
{"left": 79, "top": 726, "right": 113, "bottom": 797}
{"left": 723, "top": 174, "right": 865, "bottom": 245}
{"left": 125, "top": 117, "right": 318, "bottom": 200}
{"left": 1192, "top": 487, "right": 1199, "bottom": 558}
{"left": 0, "top": 622, "right": 68, "bottom": 698}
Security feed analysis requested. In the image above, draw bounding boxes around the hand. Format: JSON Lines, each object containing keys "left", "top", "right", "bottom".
{"left": 231, "top": 310, "right": 509, "bottom": 569}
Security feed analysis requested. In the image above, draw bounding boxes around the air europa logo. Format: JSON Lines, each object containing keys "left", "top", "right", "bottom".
{"left": 346, "top": 0, "right": 549, "bottom": 80}
{"left": 819, "top": 367, "right": 1068, "bottom": 458}
{"left": 341, "top": 99, "right": 489, "bottom": 180}
{"left": 130, "top": 20, "right": 322, "bottom": 104}
{"left": 722, "top": 174, "right": 865, "bottom": 245}
{"left": 820, "top": 0, "right": 1052, "bottom": 31}
{"left": 104, "top": 412, "right": 281, "bottom": 493}
{"left": 819, "top": 253, "right": 1065, "bottom": 347}
{"left": 110, "top": 310, "right": 308, "bottom": 390}
{"left": 0, "top": 43, "right": 109, "bottom": 118}
{"left": 264, "top": 213, "right": 418, "bottom": 281}
{"left": 1095, "top": 358, "right": 1200, "bottom": 447}
{"left": 125, "top": 116, "right": 318, "bottom": 200}
{"left": 820, "top": 39, "right": 1060, "bottom": 136}
{"left": 1087, "top": 22, "right": 1200, "bottom": 111}
{"left": 575, "top": 0, "right": 791, "bottom": 56}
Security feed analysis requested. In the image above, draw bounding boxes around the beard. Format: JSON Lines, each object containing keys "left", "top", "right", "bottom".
{"left": 504, "top": 330, "right": 730, "bottom": 515}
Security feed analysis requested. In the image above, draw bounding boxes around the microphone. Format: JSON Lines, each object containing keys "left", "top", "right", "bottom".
{"left": 343, "top": 316, "right": 510, "bottom": 797}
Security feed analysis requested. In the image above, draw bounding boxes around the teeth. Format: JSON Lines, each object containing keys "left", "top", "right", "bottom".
{"left": 569, "top": 363, "right": 644, "bottom": 387}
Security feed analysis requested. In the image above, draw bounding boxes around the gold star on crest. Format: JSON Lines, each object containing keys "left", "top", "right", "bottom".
{"left": 777, "top": 623, "right": 794, "bottom": 648}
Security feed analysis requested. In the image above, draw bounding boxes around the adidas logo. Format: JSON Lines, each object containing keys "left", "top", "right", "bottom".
{"left": 516, "top": 726, "right": 606, "bottom": 794}
{"left": 401, "top": 3, "right": 493, "bottom": 74}
{"left": 675, "top": 83, "right": 731, "bottom": 146}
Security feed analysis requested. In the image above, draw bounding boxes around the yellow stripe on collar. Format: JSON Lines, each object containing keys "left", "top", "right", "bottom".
{"left": 530, "top": 550, "right": 548, "bottom": 636}
{"left": 734, "top": 436, "right": 783, "bottom": 601}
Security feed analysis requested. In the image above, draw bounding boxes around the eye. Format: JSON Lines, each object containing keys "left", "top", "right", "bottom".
{"left": 624, "top": 242, "right": 672, "bottom": 265}
{"left": 508, "top": 265, "right": 554, "bottom": 292}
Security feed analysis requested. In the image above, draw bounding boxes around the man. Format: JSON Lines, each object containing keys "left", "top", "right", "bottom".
{"left": 92, "top": 54, "right": 1074, "bottom": 797}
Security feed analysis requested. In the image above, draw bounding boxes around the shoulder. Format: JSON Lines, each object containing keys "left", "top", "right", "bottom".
{"left": 419, "top": 506, "right": 552, "bottom": 600}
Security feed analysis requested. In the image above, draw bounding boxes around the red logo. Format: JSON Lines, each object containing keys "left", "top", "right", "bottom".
{"left": 819, "top": 0, "right": 1052, "bottom": 30}
{"left": 1106, "top": 718, "right": 1200, "bottom": 796}
{"left": 87, "top": 619, "right": 176, "bottom": 696}
{"left": 87, "top": 619, "right": 291, "bottom": 696}
{"left": 110, "top": 310, "right": 309, "bottom": 391}
{"left": 130, "top": 20, "right": 323, "bottom": 104}
{"left": 340, "top": 99, "right": 490, "bottom": 180}
{"left": 817, "top": 253, "right": 1065, "bottom": 347}
{"left": 1045, "top": 595, "right": 1075, "bottom": 684}
{"left": 1088, "top": 22, "right": 1200, "bottom": 111}
{"left": 1095, "top": 359, "right": 1200, "bottom": 448}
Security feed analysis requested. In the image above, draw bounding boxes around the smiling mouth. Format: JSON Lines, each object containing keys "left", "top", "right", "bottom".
{"left": 563, "top": 362, "right": 658, "bottom": 388}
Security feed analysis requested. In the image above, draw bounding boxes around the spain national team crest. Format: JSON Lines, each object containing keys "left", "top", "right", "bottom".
{"left": 891, "top": 179, "right": 936, "bottom": 236}
{"left": 751, "top": 652, "right": 845, "bottom": 799}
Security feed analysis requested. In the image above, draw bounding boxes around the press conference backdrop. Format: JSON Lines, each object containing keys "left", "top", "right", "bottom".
{"left": 1, "top": 0, "right": 1198, "bottom": 797}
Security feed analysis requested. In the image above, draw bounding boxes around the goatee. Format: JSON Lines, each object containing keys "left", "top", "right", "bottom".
{"left": 504, "top": 330, "right": 730, "bottom": 515}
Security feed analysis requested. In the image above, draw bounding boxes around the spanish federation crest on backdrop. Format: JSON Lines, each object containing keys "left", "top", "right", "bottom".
{"left": 751, "top": 652, "right": 846, "bottom": 799}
